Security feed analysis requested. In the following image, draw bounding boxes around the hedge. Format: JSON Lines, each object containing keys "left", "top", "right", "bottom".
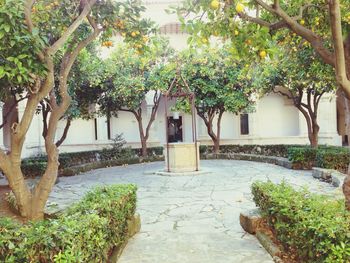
{"left": 252, "top": 181, "right": 350, "bottom": 263}
{"left": 0, "top": 184, "right": 137, "bottom": 262}
{"left": 20, "top": 146, "right": 164, "bottom": 177}
{"left": 288, "top": 146, "right": 350, "bottom": 172}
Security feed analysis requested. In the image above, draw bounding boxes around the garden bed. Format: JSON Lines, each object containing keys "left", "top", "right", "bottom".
{"left": 251, "top": 181, "right": 350, "bottom": 263}
{"left": 0, "top": 184, "right": 139, "bottom": 262}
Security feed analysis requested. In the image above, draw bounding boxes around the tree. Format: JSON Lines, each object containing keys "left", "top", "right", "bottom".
{"left": 99, "top": 37, "right": 174, "bottom": 157}
{"left": 175, "top": 0, "right": 350, "bottom": 97}
{"left": 0, "top": 0, "right": 151, "bottom": 220}
{"left": 40, "top": 45, "right": 106, "bottom": 147}
{"left": 261, "top": 46, "right": 337, "bottom": 148}
{"left": 180, "top": 47, "right": 257, "bottom": 153}
{"left": 175, "top": 0, "right": 350, "bottom": 211}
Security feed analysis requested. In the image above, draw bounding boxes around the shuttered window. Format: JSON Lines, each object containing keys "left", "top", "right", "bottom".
{"left": 240, "top": 114, "right": 249, "bottom": 135}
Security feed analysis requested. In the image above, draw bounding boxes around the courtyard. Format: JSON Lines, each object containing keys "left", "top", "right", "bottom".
{"left": 47, "top": 160, "right": 341, "bottom": 263}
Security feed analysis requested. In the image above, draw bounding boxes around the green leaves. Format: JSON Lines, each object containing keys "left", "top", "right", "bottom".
{"left": 178, "top": 46, "right": 257, "bottom": 115}
{"left": 98, "top": 37, "right": 174, "bottom": 115}
{"left": 0, "top": 184, "right": 138, "bottom": 262}
{"left": 252, "top": 181, "right": 350, "bottom": 262}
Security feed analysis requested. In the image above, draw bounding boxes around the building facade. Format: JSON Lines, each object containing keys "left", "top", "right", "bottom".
{"left": 0, "top": 0, "right": 347, "bottom": 158}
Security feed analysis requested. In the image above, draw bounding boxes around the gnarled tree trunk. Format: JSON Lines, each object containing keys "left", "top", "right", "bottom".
{"left": 0, "top": 0, "right": 101, "bottom": 220}
{"left": 198, "top": 108, "right": 224, "bottom": 154}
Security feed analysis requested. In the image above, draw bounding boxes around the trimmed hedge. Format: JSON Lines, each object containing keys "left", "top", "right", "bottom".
{"left": 252, "top": 181, "right": 350, "bottom": 263}
{"left": 21, "top": 146, "right": 164, "bottom": 178}
{"left": 0, "top": 184, "right": 137, "bottom": 262}
{"left": 287, "top": 147, "right": 317, "bottom": 169}
{"left": 288, "top": 146, "right": 350, "bottom": 172}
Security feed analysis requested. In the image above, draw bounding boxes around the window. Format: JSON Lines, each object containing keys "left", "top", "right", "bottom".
{"left": 240, "top": 114, "right": 249, "bottom": 135}
{"left": 94, "top": 118, "right": 98, "bottom": 140}
{"left": 107, "top": 117, "right": 111, "bottom": 140}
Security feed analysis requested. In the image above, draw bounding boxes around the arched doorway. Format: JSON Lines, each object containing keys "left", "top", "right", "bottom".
{"left": 337, "top": 89, "right": 350, "bottom": 146}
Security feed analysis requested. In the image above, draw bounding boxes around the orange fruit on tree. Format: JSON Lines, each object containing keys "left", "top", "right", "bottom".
{"left": 210, "top": 0, "right": 220, "bottom": 10}
{"left": 259, "top": 50, "right": 267, "bottom": 59}
{"left": 236, "top": 3, "right": 244, "bottom": 13}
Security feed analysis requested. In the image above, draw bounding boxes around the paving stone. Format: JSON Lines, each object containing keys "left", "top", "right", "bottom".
{"left": 47, "top": 160, "right": 342, "bottom": 263}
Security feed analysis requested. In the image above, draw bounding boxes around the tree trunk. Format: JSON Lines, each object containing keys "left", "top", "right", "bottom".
{"left": 309, "top": 123, "right": 319, "bottom": 148}
{"left": 140, "top": 138, "right": 147, "bottom": 157}
{"left": 213, "top": 139, "right": 220, "bottom": 154}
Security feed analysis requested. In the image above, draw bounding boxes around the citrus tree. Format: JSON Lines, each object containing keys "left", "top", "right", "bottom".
{"left": 98, "top": 37, "right": 174, "bottom": 157}
{"left": 259, "top": 46, "right": 337, "bottom": 148}
{"left": 175, "top": 0, "right": 350, "bottom": 98}
{"left": 0, "top": 0, "right": 151, "bottom": 220}
{"left": 180, "top": 47, "right": 258, "bottom": 153}
{"left": 40, "top": 46, "right": 106, "bottom": 147}
{"left": 175, "top": 0, "right": 350, "bottom": 211}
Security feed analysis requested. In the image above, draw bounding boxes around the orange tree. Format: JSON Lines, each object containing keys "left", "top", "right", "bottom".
{"left": 175, "top": 0, "right": 350, "bottom": 210}
{"left": 97, "top": 37, "right": 174, "bottom": 157}
{"left": 178, "top": 47, "right": 259, "bottom": 153}
{"left": 0, "top": 0, "right": 152, "bottom": 220}
{"left": 258, "top": 45, "right": 337, "bottom": 148}
{"left": 175, "top": 0, "right": 350, "bottom": 98}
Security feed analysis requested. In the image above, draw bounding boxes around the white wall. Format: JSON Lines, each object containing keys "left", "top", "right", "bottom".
{"left": 257, "top": 93, "right": 299, "bottom": 137}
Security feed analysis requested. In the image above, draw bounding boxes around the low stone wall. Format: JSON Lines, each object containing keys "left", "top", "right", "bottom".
{"left": 240, "top": 209, "right": 283, "bottom": 262}
{"left": 202, "top": 153, "right": 293, "bottom": 169}
{"left": 312, "top": 167, "right": 346, "bottom": 188}
{"left": 109, "top": 213, "right": 141, "bottom": 262}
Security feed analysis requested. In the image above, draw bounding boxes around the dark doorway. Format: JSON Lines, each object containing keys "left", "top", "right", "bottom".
{"left": 167, "top": 116, "right": 183, "bottom": 143}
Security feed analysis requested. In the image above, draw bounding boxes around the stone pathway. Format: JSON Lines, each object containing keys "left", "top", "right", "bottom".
{"left": 47, "top": 160, "right": 342, "bottom": 263}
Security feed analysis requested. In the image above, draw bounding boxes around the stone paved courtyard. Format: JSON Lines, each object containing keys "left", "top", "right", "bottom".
{"left": 47, "top": 160, "right": 342, "bottom": 263}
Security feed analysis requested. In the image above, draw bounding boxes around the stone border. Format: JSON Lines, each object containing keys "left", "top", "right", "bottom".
{"left": 312, "top": 167, "right": 346, "bottom": 188}
{"left": 109, "top": 213, "right": 141, "bottom": 263}
{"left": 146, "top": 170, "right": 212, "bottom": 176}
{"left": 202, "top": 153, "right": 292, "bottom": 169}
{"left": 240, "top": 209, "right": 284, "bottom": 262}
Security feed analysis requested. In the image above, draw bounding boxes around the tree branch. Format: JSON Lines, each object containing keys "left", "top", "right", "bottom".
{"left": 329, "top": 0, "right": 350, "bottom": 98}
{"left": 252, "top": 0, "right": 335, "bottom": 67}
{"left": 48, "top": 0, "right": 97, "bottom": 56}
{"left": 55, "top": 117, "right": 72, "bottom": 147}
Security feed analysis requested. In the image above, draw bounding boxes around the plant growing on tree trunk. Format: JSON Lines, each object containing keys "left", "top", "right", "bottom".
{"left": 0, "top": 0, "right": 150, "bottom": 220}
{"left": 180, "top": 47, "right": 257, "bottom": 153}
{"left": 99, "top": 38, "right": 173, "bottom": 157}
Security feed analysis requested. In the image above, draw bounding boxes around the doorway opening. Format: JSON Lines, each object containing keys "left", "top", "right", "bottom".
{"left": 167, "top": 116, "right": 183, "bottom": 143}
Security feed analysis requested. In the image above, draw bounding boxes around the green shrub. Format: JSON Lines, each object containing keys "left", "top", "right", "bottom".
{"left": 252, "top": 181, "right": 350, "bottom": 263}
{"left": 316, "top": 148, "right": 350, "bottom": 173}
{"left": 287, "top": 147, "right": 317, "bottom": 169}
{"left": 0, "top": 184, "right": 137, "bottom": 262}
{"left": 287, "top": 146, "right": 349, "bottom": 172}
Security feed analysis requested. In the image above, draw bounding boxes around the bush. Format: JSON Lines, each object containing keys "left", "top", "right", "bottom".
{"left": 287, "top": 147, "right": 317, "bottom": 169}
{"left": 20, "top": 145, "right": 165, "bottom": 177}
{"left": 316, "top": 148, "right": 350, "bottom": 173}
{"left": 0, "top": 184, "right": 137, "bottom": 262}
{"left": 287, "top": 146, "right": 350, "bottom": 172}
{"left": 252, "top": 181, "right": 350, "bottom": 263}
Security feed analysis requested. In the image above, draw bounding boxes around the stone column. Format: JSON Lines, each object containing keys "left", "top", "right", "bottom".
{"left": 318, "top": 94, "right": 338, "bottom": 135}
{"left": 96, "top": 116, "right": 109, "bottom": 142}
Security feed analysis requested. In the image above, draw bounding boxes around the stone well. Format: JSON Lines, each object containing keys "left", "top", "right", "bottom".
{"left": 164, "top": 142, "right": 200, "bottom": 173}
